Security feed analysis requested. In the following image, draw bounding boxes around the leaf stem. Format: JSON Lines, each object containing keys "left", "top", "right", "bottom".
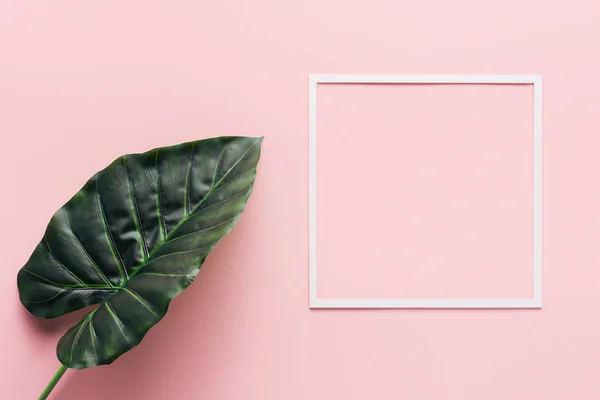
{"left": 38, "top": 364, "right": 68, "bottom": 400}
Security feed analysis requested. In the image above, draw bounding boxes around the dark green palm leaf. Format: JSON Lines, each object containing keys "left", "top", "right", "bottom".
{"left": 17, "top": 136, "right": 263, "bottom": 369}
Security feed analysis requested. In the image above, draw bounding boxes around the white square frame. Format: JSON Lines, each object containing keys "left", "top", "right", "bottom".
{"left": 309, "top": 74, "right": 543, "bottom": 309}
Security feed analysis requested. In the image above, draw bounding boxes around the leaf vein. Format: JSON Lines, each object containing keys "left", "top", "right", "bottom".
{"left": 70, "top": 311, "right": 96, "bottom": 364}
{"left": 105, "top": 302, "right": 129, "bottom": 341}
{"left": 183, "top": 143, "right": 195, "bottom": 216}
{"left": 155, "top": 149, "right": 167, "bottom": 240}
{"left": 64, "top": 207, "right": 115, "bottom": 287}
{"left": 167, "top": 217, "right": 237, "bottom": 244}
{"left": 96, "top": 190, "right": 127, "bottom": 282}
{"left": 123, "top": 288, "right": 159, "bottom": 317}
{"left": 130, "top": 245, "right": 211, "bottom": 277}
{"left": 43, "top": 238, "right": 89, "bottom": 287}
{"left": 211, "top": 142, "right": 229, "bottom": 188}
{"left": 124, "top": 156, "right": 149, "bottom": 260}
{"left": 89, "top": 319, "right": 97, "bottom": 360}
{"left": 22, "top": 289, "right": 67, "bottom": 304}
{"left": 21, "top": 269, "right": 85, "bottom": 288}
{"left": 193, "top": 189, "right": 248, "bottom": 216}
{"left": 210, "top": 140, "right": 258, "bottom": 193}
{"left": 58, "top": 319, "right": 84, "bottom": 353}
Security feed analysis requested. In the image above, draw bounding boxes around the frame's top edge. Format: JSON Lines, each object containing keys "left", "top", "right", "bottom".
{"left": 309, "top": 74, "right": 542, "bottom": 84}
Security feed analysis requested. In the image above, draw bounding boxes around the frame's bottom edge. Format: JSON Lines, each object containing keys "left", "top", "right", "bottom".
{"left": 310, "top": 298, "right": 543, "bottom": 309}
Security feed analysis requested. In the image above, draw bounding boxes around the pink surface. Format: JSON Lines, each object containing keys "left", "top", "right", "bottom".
{"left": 318, "top": 83, "right": 534, "bottom": 299}
{"left": 1, "top": 1, "right": 600, "bottom": 399}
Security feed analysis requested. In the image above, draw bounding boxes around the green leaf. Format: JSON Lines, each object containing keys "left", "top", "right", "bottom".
{"left": 17, "top": 136, "right": 263, "bottom": 369}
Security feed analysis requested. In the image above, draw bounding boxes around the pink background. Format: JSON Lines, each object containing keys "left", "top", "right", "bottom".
{"left": 1, "top": 1, "right": 599, "bottom": 399}
{"left": 318, "top": 83, "right": 534, "bottom": 299}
